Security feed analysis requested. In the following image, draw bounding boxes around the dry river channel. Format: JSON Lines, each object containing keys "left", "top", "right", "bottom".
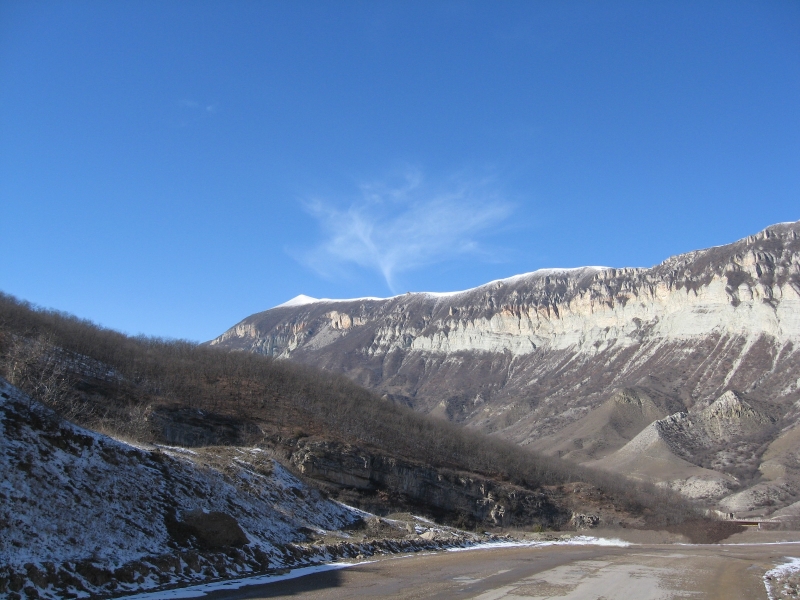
{"left": 180, "top": 534, "right": 800, "bottom": 600}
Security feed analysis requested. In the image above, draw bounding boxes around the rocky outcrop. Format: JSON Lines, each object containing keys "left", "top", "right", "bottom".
{"left": 693, "top": 391, "right": 776, "bottom": 439}
{"left": 168, "top": 509, "right": 249, "bottom": 549}
{"left": 283, "top": 438, "right": 570, "bottom": 530}
{"left": 570, "top": 512, "right": 600, "bottom": 530}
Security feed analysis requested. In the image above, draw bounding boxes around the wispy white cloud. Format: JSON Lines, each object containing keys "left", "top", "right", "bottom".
{"left": 178, "top": 99, "right": 218, "bottom": 113}
{"left": 299, "top": 169, "right": 513, "bottom": 293}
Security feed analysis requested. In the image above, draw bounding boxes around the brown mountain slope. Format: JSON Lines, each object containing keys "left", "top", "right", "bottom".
{"left": 527, "top": 387, "right": 684, "bottom": 463}
{"left": 588, "top": 390, "right": 787, "bottom": 511}
{"left": 589, "top": 417, "right": 739, "bottom": 502}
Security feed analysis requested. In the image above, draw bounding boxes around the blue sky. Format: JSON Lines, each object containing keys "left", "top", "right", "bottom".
{"left": 1, "top": 1, "right": 798, "bottom": 341}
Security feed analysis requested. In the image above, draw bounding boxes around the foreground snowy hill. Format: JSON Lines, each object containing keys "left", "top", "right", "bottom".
{"left": 3, "top": 376, "right": 596, "bottom": 599}
{"left": 0, "top": 378, "right": 367, "bottom": 598}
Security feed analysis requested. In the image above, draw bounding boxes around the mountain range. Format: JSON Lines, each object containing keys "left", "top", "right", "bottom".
{"left": 210, "top": 220, "right": 800, "bottom": 516}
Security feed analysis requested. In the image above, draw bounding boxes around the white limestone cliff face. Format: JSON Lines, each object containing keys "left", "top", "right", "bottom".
{"left": 402, "top": 276, "right": 800, "bottom": 355}
{"left": 212, "top": 223, "right": 800, "bottom": 362}
{"left": 211, "top": 274, "right": 800, "bottom": 360}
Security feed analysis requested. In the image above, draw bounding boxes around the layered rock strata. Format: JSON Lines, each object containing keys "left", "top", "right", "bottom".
{"left": 283, "top": 438, "right": 571, "bottom": 529}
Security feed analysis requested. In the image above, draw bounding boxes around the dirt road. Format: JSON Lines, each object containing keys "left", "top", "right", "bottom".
{"left": 180, "top": 539, "right": 800, "bottom": 600}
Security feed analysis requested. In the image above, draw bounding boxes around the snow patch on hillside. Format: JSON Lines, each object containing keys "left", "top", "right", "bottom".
{"left": 447, "top": 535, "right": 630, "bottom": 553}
{"left": 273, "top": 267, "right": 612, "bottom": 308}
{"left": 117, "top": 562, "right": 367, "bottom": 599}
{"left": 274, "top": 294, "right": 388, "bottom": 308}
{"left": 764, "top": 556, "right": 800, "bottom": 600}
{"left": 275, "top": 294, "right": 322, "bottom": 307}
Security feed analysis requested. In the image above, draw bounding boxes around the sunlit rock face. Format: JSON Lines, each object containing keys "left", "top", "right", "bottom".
{"left": 211, "top": 221, "right": 800, "bottom": 440}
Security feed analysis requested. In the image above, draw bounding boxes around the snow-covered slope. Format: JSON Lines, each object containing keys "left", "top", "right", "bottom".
{"left": 0, "top": 378, "right": 361, "bottom": 599}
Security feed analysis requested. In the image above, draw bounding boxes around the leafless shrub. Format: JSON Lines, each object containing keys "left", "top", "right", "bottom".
{"left": 0, "top": 332, "right": 95, "bottom": 423}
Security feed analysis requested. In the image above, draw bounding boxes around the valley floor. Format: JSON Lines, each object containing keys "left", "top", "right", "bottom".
{"left": 137, "top": 532, "right": 800, "bottom": 600}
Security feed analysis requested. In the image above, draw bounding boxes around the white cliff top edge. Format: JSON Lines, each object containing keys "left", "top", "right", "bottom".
{"left": 273, "top": 267, "right": 611, "bottom": 309}
{"left": 274, "top": 294, "right": 323, "bottom": 308}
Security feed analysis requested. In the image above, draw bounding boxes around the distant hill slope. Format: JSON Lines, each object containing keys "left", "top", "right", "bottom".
{"left": 526, "top": 387, "right": 685, "bottom": 463}
{"left": 210, "top": 221, "right": 800, "bottom": 514}
{"left": 589, "top": 390, "right": 790, "bottom": 513}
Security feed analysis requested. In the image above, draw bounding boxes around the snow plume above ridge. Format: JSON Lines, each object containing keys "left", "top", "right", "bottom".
{"left": 299, "top": 169, "right": 514, "bottom": 294}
